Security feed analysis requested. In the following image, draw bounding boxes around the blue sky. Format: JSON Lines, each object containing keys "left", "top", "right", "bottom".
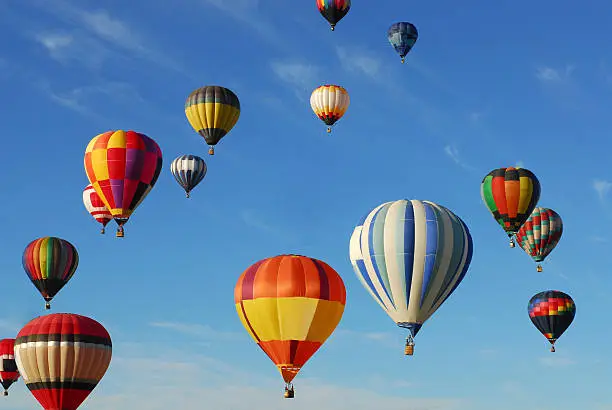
{"left": 1, "top": 0, "right": 611, "bottom": 409}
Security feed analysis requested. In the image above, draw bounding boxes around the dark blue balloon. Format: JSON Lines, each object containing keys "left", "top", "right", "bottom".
{"left": 387, "top": 22, "right": 418, "bottom": 63}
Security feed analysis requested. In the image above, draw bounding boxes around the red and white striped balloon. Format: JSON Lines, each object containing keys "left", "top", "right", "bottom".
{"left": 83, "top": 185, "right": 112, "bottom": 234}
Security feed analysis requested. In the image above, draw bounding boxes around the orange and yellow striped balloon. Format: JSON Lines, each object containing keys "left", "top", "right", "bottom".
{"left": 310, "top": 84, "right": 350, "bottom": 132}
{"left": 234, "top": 254, "right": 346, "bottom": 397}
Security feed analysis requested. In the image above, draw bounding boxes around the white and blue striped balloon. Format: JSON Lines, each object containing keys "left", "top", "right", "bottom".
{"left": 349, "top": 199, "right": 473, "bottom": 341}
{"left": 170, "top": 155, "right": 207, "bottom": 198}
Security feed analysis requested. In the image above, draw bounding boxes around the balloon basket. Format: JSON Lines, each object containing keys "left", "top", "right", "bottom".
{"left": 284, "top": 386, "right": 295, "bottom": 399}
{"left": 116, "top": 230, "right": 124, "bottom": 238}
{"left": 3, "top": 391, "right": 8, "bottom": 396}
{"left": 550, "top": 345, "right": 555, "bottom": 353}
{"left": 100, "top": 228, "right": 105, "bottom": 234}
{"left": 208, "top": 147, "right": 215, "bottom": 155}
{"left": 536, "top": 265, "right": 543, "bottom": 272}
{"left": 45, "top": 302, "right": 51, "bottom": 310}
{"left": 404, "top": 344, "right": 414, "bottom": 356}
{"left": 326, "top": 127, "right": 331, "bottom": 133}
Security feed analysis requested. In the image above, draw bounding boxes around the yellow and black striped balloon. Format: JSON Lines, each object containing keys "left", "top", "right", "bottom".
{"left": 185, "top": 86, "right": 241, "bottom": 155}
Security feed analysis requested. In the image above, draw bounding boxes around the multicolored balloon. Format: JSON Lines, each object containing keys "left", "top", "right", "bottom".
{"left": 14, "top": 314, "right": 112, "bottom": 410}
{"left": 481, "top": 167, "right": 541, "bottom": 247}
{"left": 349, "top": 199, "right": 473, "bottom": 355}
{"left": 22, "top": 237, "right": 78, "bottom": 309}
{"left": 316, "top": 0, "right": 350, "bottom": 31}
{"left": 0, "top": 339, "right": 19, "bottom": 396}
{"left": 185, "top": 86, "right": 241, "bottom": 155}
{"left": 310, "top": 85, "right": 350, "bottom": 133}
{"left": 516, "top": 207, "right": 563, "bottom": 272}
{"left": 170, "top": 155, "right": 207, "bottom": 198}
{"left": 82, "top": 184, "right": 112, "bottom": 234}
{"left": 234, "top": 254, "right": 346, "bottom": 398}
{"left": 84, "top": 130, "right": 163, "bottom": 237}
{"left": 528, "top": 290, "right": 575, "bottom": 352}
{"left": 387, "top": 22, "right": 418, "bottom": 63}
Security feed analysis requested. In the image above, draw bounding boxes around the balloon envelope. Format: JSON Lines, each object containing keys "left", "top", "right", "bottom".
{"left": 234, "top": 255, "right": 346, "bottom": 385}
{"left": 0, "top": 338, "right": 19, "bottom": 396}
{"left": 516, "top": 207, "right": 563, "bottom": 269}
{"left": 349, "top": 199, "right": 473, "bottom": 340}
{"left": 316, "top": 0, "right": 351, "bottom": 30}
{"left": 387, "top": 22, "right": 418, "bottom": 62}
{"left": 528, "top": 290, "right": 575, "bottom": 349}
{"left": 22, "top": 237, "right": 79, "bottom": 309}
{"left": 83, "top": 184, "right": 112, "bottom": 232}
{"left": 170, "top": 155, "right": 207, "bottom": 197}
{"left": 185, "top": 86, "right": 240, "bottom": 154}
{"left": 310, "top": 85, "right": 350, "bottom": 132}
{"left": 481, "top": 167, "right": 541, "bottom": 244}
{"left": 14, "top": 313, "right": 112, "bottom": 410}
{"left": 84, "top": 130, "right": 163, "bottom": 234}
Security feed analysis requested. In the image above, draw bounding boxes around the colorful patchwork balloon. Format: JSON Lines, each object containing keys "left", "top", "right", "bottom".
{"left": 22, "top": 237, "right": 79, "bottom": 310}
{"left": 528, "top": 290, "right": 575, "bottom": 352}
{"left": 14, "top": 314, "right": 112, "bottom": 410}
{"left": 84, "top": 130, "right": 163, "bottom": 237}
{"left": 481, "top": 167, "right": 541, "bottom": 247}
{"left": 316, "top": 0, "right": 351, "bottom": 31}
{"left": 516, "top": 207, "right": 563, "bottom": 272}
{"left": 234, "top": 254, "right": 346, "bottom": 398}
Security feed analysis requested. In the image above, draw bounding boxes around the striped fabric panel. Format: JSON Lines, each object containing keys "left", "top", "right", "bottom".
{"left": 22, "top": 237, "right": 79, "bottom": 281}
{"left": 516, "top": 207, "right": 563, "bottom": 262}
{"left": 170, "top": 155, "right": 207, "bottom": 192}
{"left": 310, "top": 85, "right": 350, "bottom": 125}
{"left": 349, "top": 199, "right": 473, "bottom": 334}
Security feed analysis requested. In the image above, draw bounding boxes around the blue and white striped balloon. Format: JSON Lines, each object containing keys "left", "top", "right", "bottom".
{"left": 349, "top": 199, "right": 473, "bottom": 354}
{"left": 170, "top": 155, "right": 207, "bottom": 198}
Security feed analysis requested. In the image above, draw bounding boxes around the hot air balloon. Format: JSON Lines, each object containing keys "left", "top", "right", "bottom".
{"left": 481, "top": 167, "right": 541, "bottom": 247}
{"left": 387, "top": 22, "right": 418, "bottom": 63}
{"left": 516, "top": 207, "right": 563, "bottom": 272}
{"left": 22, "top": 237, "right": 78, "bottom": 310}
{"left": 310, "top": 85, "right": 350, "bottom": 133}
{"left": 82, "top": 184, "right": 113, "bottom": 234}
{"left": 170, "top": 155, "right": 207, "bottom": 198}
{"left": 185, "top": 86, "right": 240, "bottom": 155}
{"left": 528, "top": 290, "right": 575, "bottom": 352}
{"left": 84, "top": 130, "right": 163, "bottom": 237}
{"left": 316, "top": 0, "right": 350, "bottom": 31}
{"left": 14, "top": 314, "right": 112, "bottom": 410}
{"left": 349, "top": 199, "right": 473, "bottom": 355}
{"left": 234, "top": 254, "right": 346, "bottom": 398}
{"left": 0, "top": 339, "right": 19, "bottom": 396}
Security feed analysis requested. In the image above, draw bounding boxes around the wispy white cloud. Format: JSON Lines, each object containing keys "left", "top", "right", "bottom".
{"left": 240, "top": 209, "right": 298, "bottom": 243}
{"left": 150, "top": 322, "right": 241, "bottom": 341}
{"left": 593, "top": 179, "right": 612, "bottom": 201}
{"left": 444, "top": 145, "right": 475, "bottom": 171}
{"left": 7, "top": 349, "right": 466, "bottom": 410}
{"left": 336, "top": 46, "right": 381, "bottom": 78}
{"left": 590, "top": 235, "right": 608, "bottom": 243}
{"left": 538, "top": 355, "right": 576, "bottom": 367}
{"left": 535, "top": 64, "right": 575, "bottom": 83}
{"left": 23, "top": 1, "right": 185, "bottom": 74}
{"left": 33, "top": 31, "right": 109, "bottom": 69}
{"left": 270, "top": 60, "right": 319, "bottom": 91}
{"left": 199, "top": 0, "right": 284, "bottom": 48}
{"left": 469, "top": 112, "right": 483, "bottom": 123}
{"left": 336, "top": 329, "right": 398, "bottom": 348}
{"left": 37, "top": 80, "right": 148, "bottom": 124}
